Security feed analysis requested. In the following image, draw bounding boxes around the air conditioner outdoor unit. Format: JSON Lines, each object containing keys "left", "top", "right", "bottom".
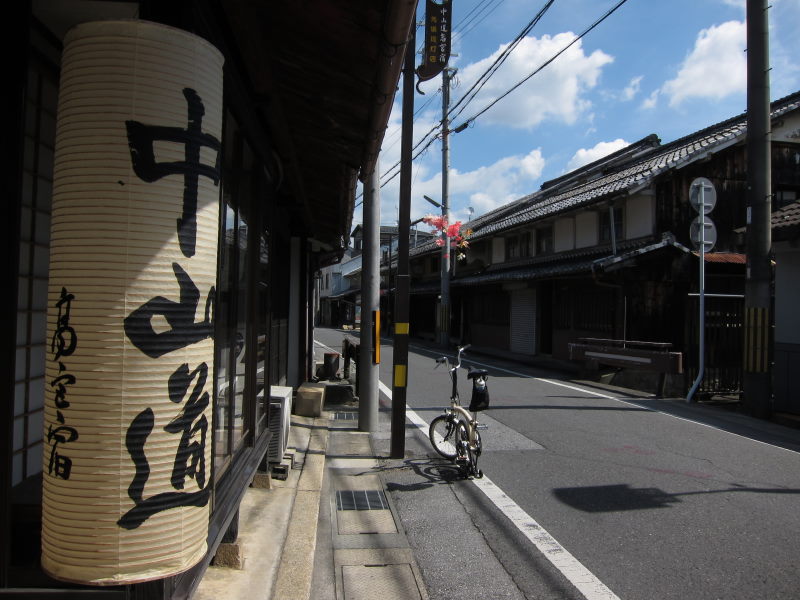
{"left": 267, "top": 385, "right": 293, "bottom": 463}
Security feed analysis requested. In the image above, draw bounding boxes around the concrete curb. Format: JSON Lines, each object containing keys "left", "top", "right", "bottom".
{"left": 271, "top": 414, "right": 330, "bottom": 600}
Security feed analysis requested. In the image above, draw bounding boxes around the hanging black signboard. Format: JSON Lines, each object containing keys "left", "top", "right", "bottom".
{"left": 417, "top": 0, "right": 452, "bottom": 82}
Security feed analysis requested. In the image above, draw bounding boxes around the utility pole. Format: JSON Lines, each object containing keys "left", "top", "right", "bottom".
{"left": 743, "top": 0, "right": 772, "bottom": 418}
{"left": 391, "top": 22, "right": 415, "bottom": 458}
{"left": 359, "top": 160, "right": 380, "bottom": 432}
{"left": 438, "top": 66, "right": 455, "bottom": 347}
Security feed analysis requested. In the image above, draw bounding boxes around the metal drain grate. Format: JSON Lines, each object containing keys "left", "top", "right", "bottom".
{"left": 336, "top": 490, "right": 389, "bottom": 511}
{"left": 333, "top": 412, "right": 358, "bottom": 421}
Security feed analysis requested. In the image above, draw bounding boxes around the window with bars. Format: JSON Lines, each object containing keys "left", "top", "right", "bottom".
{"left": 535, "top": 225, "right": 553, "bottom": 255}
{"left": 505, "top": 231, "right": 532, "bottom": 261}
{"left": 599, "top": 207, "right": 623, "bottom": 244}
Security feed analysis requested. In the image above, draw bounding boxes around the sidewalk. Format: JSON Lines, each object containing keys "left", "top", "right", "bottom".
{"left": 193, "top": 381, "right": 427, "bottom": 600}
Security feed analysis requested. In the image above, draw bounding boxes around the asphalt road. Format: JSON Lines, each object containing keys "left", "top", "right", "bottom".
{"left": 314, "top": 328, "right": 800, "bottom": 600}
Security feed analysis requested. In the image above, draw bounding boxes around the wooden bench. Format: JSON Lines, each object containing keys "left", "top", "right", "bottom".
{"left": 568, "top": 338, "right": 683, "bottom": 395}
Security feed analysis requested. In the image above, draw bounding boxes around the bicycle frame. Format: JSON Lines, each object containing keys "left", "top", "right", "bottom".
{"left": 442, "top": 345, "right": 480, "bottom": 446}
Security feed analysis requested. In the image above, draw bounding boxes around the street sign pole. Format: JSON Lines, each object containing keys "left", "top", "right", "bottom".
{"left": 687, "top": 179, "right": 716, "bottom": 403}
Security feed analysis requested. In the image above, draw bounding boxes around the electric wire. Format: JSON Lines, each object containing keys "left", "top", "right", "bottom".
{"left": 454, "top": 0, "right": 510, "bottom": 43}
{"left": 379, "top": 90, "right": 441, "bottom": 155}
{"left": 448, "top": 0, "right": 556, "bottom": 121}
{"left": 454, "top": 0, "right": 495, "bottom": 32}
{"left": 376, "top": 0, "right": 556, "bottom": 193}
{"left": 379, "top": 1, "right": 517, "bottom": 188}
{"left": 361, "top": 0, "right": 630, "bottom": 206}
{"left": 452, "top": 0, "right": 631, "bottom": 131}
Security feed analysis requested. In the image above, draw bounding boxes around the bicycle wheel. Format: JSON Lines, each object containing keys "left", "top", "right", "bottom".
{"left": 429, "top": 414, "right": 459, "bottom": 459}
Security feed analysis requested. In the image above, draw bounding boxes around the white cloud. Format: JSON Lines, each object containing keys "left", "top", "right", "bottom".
{"left": 720, "top": 0, "right": 745, "bottom": 10}
{"left": 622, "top": 76, "right": 643, "bottom": 101}
{"left": 567, "top": 139, "right": 629, "bottom": 172}
{"left": 641, "top": 89, "right": 660, "bottom": 110}
{"left": 454, "top": 149, "right": 546, "bottom": 214}
{"left": 409, "top": 149, "right": 546, "bottom": 222}
{"left": 454, "top": 33, "right": 613, "bottom": 130}
{"left": 360, "top": 29, "right": 614, "bottom": 227}
{"left": 661, "top": 21, "right": 746, "bottom": 107}
{"left": 360, "top": 106, "right": 546, "bottom": 227}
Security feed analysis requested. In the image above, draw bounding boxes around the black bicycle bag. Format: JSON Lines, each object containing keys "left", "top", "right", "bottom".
{"left": 468, "top": 370, "right": 490, "bottom": 412}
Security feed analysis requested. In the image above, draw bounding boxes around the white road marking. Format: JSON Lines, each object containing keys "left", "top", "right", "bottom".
{"left": 377, "top": 379, "right": 621, "bottom": 600}
{"left": 315, "top": 335, "right": 794, "bottom": 598}
{"left": 407, "top": 343, "right": 800, "bottom": 455}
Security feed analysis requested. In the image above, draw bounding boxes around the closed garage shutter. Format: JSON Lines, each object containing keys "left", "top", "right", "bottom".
{"left": 510, "top": 288, "right": 537, "bottom": 355}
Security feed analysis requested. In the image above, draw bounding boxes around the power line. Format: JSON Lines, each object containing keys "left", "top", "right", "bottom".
{"left": 379, "top": 90, "right": 441, "bottom": 156}
{"left": 417, "top": 1, "right": 506, "bottom": 57}
{"left": 364, "top": 0, "right": 630, "bottom": 206}
{"left": 448, "top": 0, "right": 557, "bottom": 122}
{"left": 378, "top": 1, "right": 556, "bottom": 194}
{"left": 452, "top": 0, "right": 631, "bottom": 131}
{"left": 454, "top": 0, "right": 495, "bottom": 32}
{"left": 454, "top": 0, "right": 510, "bottom": 43}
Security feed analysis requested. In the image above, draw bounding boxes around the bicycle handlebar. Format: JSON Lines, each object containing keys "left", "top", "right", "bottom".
{"left": 435, "top": 344, "right": 472, "bottom": 371}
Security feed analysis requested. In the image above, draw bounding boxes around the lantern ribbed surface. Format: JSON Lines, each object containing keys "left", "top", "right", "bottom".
{"left": 42, "top": 20, "right": 223, "bottom": 584}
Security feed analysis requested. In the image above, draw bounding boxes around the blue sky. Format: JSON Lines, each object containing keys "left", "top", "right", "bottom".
{"left": 354, "top": 0, "right": 800, "bottom": 231}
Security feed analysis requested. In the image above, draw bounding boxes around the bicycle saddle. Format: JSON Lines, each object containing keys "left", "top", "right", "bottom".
{"left": 467, "top": 367, "right": 488, "bottom": 379}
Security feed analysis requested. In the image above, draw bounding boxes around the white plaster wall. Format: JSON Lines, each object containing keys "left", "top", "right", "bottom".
{"left": 773, "top": 112, "right": 800, "bottom": 143}
{"left": 575, "top": 211, "right": 599, "bottom": 248}
{"left": 775, "top": 245, "right": 800, "bottom": 344}
{"left": 554, "top": 217, "right": 575, "bottom": 252}
{"left": 625, "top": 194, "right": 655, "bottom": 239}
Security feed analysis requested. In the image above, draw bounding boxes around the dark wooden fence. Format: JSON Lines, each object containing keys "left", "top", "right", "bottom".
{"left": 684, "top": 294, "right": 745, "bottom": 396}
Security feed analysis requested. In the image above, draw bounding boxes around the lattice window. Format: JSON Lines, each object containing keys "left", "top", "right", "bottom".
{"left": 14, "top": 54, "right": 58, "bottom": 486}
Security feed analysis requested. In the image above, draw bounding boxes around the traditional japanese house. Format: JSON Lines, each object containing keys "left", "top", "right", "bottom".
{"left": 407, "top": 92, "right": 800, "bottom": 396}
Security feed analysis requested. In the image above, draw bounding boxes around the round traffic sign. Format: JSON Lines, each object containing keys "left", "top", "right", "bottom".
{"left": 689, "top": 177, "right": 716, "bottom": 214}
{"left": 690, "top": 215, "right": 717, "bottom": 252}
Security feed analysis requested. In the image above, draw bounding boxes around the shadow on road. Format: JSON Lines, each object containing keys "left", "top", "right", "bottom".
{"left": 553, "top": 483, "right": 800, "bottom": 512}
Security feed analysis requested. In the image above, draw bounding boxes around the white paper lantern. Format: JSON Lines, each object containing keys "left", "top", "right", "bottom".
{"left": 42, "top": 20, "right": 223, "bottom": 584}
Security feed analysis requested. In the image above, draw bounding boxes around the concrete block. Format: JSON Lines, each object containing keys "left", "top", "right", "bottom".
{"left": 212, "top": 542, "right": 245, "bottom": 569}
{"left": 271, "top": 463, "right": 289, "bottom": 480}
{"left": 250, "top": 472, "right": 272, "bottom": 489}
{"left": 295, "top": 383, "right": 325, "bottom": 417}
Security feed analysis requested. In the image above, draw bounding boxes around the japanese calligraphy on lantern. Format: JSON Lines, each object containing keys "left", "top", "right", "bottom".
{"left": 117, "top": 88, "right": 220, "bottom": 531}
{"left": 417, "top": 0, "right": 452, "bottom": 82}
{"left": 46, "top": 287, "right": 79, "bottom": 481}
{"left": 41, "top": 20, "right": 223, "bottom": 585}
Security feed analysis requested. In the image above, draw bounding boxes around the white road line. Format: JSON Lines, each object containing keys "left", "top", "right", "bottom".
{"left": 377, "top": 380, "right": 621, "bottom": 600}
{"left": 407, "top": 342, "right": 800, "bottom": 455}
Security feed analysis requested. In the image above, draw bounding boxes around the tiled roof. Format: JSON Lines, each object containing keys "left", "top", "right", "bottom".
{"left": 592, "top": 234, "right": 690, "bottom": 272}
{"left": 772, "top": 200, "right": 800, "bottom": 242}
{"left": 469, "top": 91, "right": 800, "bottom": 240}
{"left": 452, "top": 236, "right": 656, "bottom": 286}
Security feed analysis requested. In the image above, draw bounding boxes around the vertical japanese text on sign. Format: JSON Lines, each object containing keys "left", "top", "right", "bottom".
{"left": 416, "top": 0, "right": 451, "bottom": 83}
